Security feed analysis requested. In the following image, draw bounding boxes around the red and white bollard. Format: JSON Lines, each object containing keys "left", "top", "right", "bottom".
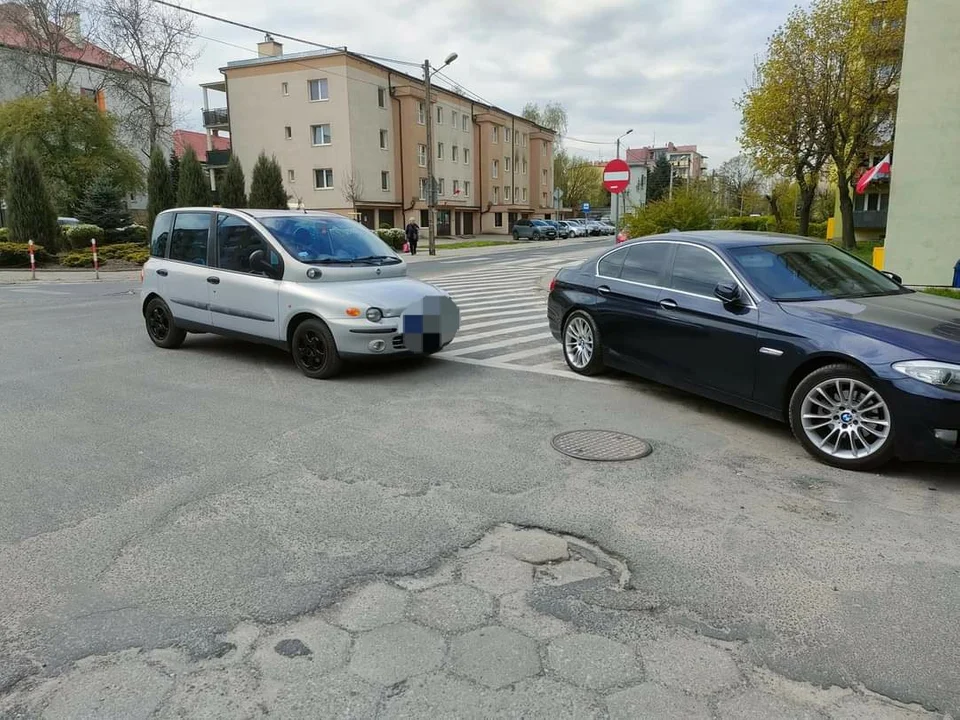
{"left": 28, "top": 239, "right": 36, "bottom": 280}
{"left": 91, "top": 238, "right": 100, "bottom": 280}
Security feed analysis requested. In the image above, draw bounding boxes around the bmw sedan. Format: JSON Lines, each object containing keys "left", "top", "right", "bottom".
{"left": 547, "top": 231, "right": 960, "bottom": 471}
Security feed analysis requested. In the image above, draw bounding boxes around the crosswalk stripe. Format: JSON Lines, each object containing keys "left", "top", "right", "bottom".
{"left": 460, "top": 312, "right": 544, "bottom": 331}
{"left": 459, "top": 306, "right": 546, "bottom": 322}
{"left": 488, "top": 344, "right": 559, "bottom": 364}
{"left": 456, "top": 294, "right": 538, "bottom": 310}
{"left": 443, "top": 285, "right": 538, "bottom": 298}
{"left": 443, "top": 331, "right": 555, "bottom": 357}
{"left": 450, "top": 321, "right": 547, "bottom": 344}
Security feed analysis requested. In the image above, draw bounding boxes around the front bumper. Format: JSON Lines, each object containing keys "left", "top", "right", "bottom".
{"left": 884, "top": 376, "right": 960, "bottom": 463}
{"left": 328, "top": 317, "right": 411, "bottom": 357}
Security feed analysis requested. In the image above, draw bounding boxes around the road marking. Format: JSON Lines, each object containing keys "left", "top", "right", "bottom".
{"left": 451, "top": 321, "right": 547, "bottom": 344}
{"left": 460, "top": 312, "right": 544, "bottom": 331}
{"left": 455, "top": 294, "right": 539, "bottom": 310}
{"left": 5, "top": 288, "right": 69, "bottom": 295}
{"left": 488, "top": 344, "right": 559, "bottom": 364}
{"left": 460, "top": 306, "right": 546, "bottom": 322}
{"left": 443, "top": 332, "right": 554, "bottom": 357}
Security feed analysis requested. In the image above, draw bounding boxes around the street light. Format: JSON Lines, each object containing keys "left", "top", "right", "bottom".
{"left": 423, "top": 52, "right": 459, "bottom": 255}
{"left": 614, "top": 129, "right": 633, "bottom": 229}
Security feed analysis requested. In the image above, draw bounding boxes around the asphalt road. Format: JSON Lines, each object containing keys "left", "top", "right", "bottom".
{"left": 0, "top": 241, "right": 958, "bottom": 715}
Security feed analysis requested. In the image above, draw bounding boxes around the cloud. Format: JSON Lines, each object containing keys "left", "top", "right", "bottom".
{"left": 179, "top": 0, "right": 795, "bottom": 167}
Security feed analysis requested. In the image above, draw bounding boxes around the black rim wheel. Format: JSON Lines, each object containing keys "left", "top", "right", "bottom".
{"left": 297, "top": 329, "right": 327, "bottom": 372}
{"left": 148, "top": 306, "right": 169, "bottom": 341}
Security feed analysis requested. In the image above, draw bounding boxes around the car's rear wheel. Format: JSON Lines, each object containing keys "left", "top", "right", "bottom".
{"left": 789, "top": 364, "right": 895, "bottom": 471}
{"left": 292, "top": 318, "right": 343, "bottom": 379}
{"left": 513, "top": 231, "right": 520, "bottom": 241}
{"left": 532, "top": 230, "right": 541, "bottom": 241}
{"left": 145, "top": 297, "right": 186, "bottom": 349}
{"left": 562, "top": 310, "right": 604, "bottom": 376}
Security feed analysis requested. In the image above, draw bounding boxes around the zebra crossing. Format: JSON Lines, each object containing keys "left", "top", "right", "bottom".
{"left": 424, "top": 249, "right": 615, "bottom": 382}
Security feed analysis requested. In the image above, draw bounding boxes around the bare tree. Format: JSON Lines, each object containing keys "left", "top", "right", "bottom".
{"left": 717, "top": 155, "right": 762, "bottom": 216}
{"left": 341, "top": 168, "right": 364, "bottom": 218}
{"left": 96, "top": 0, "right": 198, "bottom": 155}
{"left": 0, "top": 0, "right": 99, "bottom": 93}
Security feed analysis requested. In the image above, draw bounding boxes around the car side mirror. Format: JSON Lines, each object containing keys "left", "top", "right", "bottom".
{"left": 715, "top": 282, "right": 742, "bottom": 305}
{"left": 249, "top": 249, "right": 279, "bottom": 279}
{"left": 882, "top": 270, "right": 903, "bottom": 285}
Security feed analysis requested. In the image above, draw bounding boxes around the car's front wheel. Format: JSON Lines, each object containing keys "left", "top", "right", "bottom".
{"left": 512, "top": 231, "right": 520, "bottom": 241}
{"left": 562, "top": 310, "right": 604, "bottom": 376}
{"left": 292, "top": 318, "right": 343, "bottom": 379}
{"left": 144, "top": 297, "right": 186, "bottom": 349}
{"left": 789, "top": 363, "right": 895, "bottom": 471}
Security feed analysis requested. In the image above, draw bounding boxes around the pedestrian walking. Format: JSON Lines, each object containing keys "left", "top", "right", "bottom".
{"left": 404, "top": 217, "right": 420, "bottom": 255}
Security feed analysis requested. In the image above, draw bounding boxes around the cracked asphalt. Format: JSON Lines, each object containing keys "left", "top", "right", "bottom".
{"left": 0, "top": 256, "right": 958, "bottom": 718}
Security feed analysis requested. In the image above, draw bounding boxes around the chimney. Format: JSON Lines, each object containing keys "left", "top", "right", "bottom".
{"left": 257, "top": 34, "right": 282, "bottom": 58}
{"left": 62, "top": 11, "right": 81, "bottom": 45}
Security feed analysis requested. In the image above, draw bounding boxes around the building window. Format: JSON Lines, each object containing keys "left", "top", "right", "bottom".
{"left": 462, "top": 114, "right": 469, "bottom": 132}
{"left": 504, "top": 128, "right": 511, "bottom": 144}
{"left": 453, "top": 179, "right": 460, "bottom": 196}
{"left": 308, "top": 78, "right": 329, "bottom": 101}
{"left": 504, "top": 156, "right": 511, "bottom": 172}
{"left": 463, "top": 149, "right": 470, "bottom": 165}
{"left": 311, "top": 124, "right": 332, "bottom": 146}
{"left": 542, "top": 168, "right": 548, "bottom": 186}
{"left": 541, "top": 144, "right": 546, "bottom": 157}
{"left": 494, "top": 212, "right": 503, "bottom": 227}
{"left": 288, "top": 169, "right": 295, "bottom": 182}
{"left": 284, "top": 126, "right": 292, "bottom": 139}
{"left": 492, "top": 126, "right": 499, "bottom": 143}
{"left": 417, "top": 102, "right": 425, "bottom": 124}
{"left": 438, "top": 178, "right": 445, "bottom": 196}
{"left": 282, "top": 82, "right": 289, "bottom": 96}
{"left": 436, "top": 106, "right": 443, "bottom": 124}
{"left": 542, "top": 192, "right": 548, "bottom": 206}
{"left": 492, "top": 159, "right": 499, "bottom": 178}
{"left": 419, "top": 177, "right": 428, "bottom": 200}
{"left": 504, "top": 185, "right": 511, "bottom": 201}
{"left": 437, "top": 142, "right": 444, "bottom": 160}
{"left": 522, "top": 188, "right": 527, "bottom": 202}
{"left": 418, "top": 144, "right": 427, "bottom": 167}
{"left": 378, "top": 87, "right": 386, "bottom": 107}
{"left": 379, "top": 129, "right": 388, "bottom": 149}
{"left": 452, "top": 145, "right": 459, "bottom": 163}
{"left": 451, "top": 111, "right": 458, "bottom": 128}
{"left": 514, "top": 186, "right": 519, "bottom": 201}
{"left": 521, "top": 158, "right": 527, "bottom": 174}
{"left": 80, "top": 87, "right": 96, "bottom": 99}
{"left": 381, "top": 171, "right": 390, "bottom": 191}
{"left": 314, "top": 168, "right": 334, "bottom": 189}
{"left": 464, "top": 181, "right": 471, "bottom": 197}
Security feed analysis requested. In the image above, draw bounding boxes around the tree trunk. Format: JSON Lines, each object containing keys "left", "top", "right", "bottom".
{"left": 766, "top": 194, "right": 783, "bottom": 229}
{"left": 836, "top": 170, "right": 857, "bottom": 249}
{"left": 797, "top": 185, "right": 816, "bottom": 237}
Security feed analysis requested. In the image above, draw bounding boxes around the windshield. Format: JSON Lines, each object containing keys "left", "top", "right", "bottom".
{"left": 259, "top": 215, "right": 400, "bottom": 264}
{"left": 728, "top": 243, "right": 907, "bottom": 301}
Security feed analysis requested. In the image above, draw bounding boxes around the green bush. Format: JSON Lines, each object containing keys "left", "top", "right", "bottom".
{"left": 923, "top": 288, "right": 960, "bottom": 301}
{"left": 61, "top": 242, "right": 149, "bottom": 266}
{"left": 0, "top": 227, "right": 8, "bottom": 241}
{"left": 103, "top": 224, "right": 147, "bottom": 245}
{"left": 66, "top": 224, "right": 105, "bottom": 249}
{"left": 123, "top": 248, "right": 149, "bottom": 265}
{"left": 60, "top": 251, "right": 102, "bottom": 268}
{"left": 623, "top": 188, "right": 716, "bottom": 238}
{"left": 376, "top": 227, "right": 406, "bottom": 250}
{"left": 96, "top": 242, "right": 144, "bottom": 259}
{"left": 0, "top": 241, "right": 50, "bottom": 267}
{"left": 716, "top": 215, "right": 776, "bottom": 232}
{"left": 806, "top": 222, "right": 828, "bottom": 239}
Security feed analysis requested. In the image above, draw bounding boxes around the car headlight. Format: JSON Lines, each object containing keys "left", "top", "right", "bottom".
{"left": 365, "top": 307, "right": 383, "bottom": 322}
{"left": 893, "top": 360, "right": 960, "bottom": 392}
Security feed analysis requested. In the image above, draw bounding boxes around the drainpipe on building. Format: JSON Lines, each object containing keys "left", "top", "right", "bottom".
{"left": 388, "top": 72, "right": 411, "bottom": 221}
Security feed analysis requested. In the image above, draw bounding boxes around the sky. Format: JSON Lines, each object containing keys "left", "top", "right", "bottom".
{"left": 178, "top": 0, "right": 798, "bottom": 169}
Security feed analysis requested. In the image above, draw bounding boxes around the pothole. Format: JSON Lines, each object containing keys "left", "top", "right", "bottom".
{"left": 551, "top": 430, "right": 653, "bottom": 462}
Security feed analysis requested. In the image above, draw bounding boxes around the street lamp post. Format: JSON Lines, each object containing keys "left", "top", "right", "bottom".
{"left": 423, "top": 52, "right": 458, "bottom": 256}
{"left": 614, "top": 128, "right": 633, "bottom": 229}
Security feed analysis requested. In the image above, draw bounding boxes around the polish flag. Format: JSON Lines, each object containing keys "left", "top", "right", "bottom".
{"left": 855, "top": 154, "right": 891, "bottom": 195}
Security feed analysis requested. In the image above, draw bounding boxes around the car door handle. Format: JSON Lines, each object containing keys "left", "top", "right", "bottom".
{"left": 206, "top": 276, "right": 220, "bottom": 285}
{"left": 659, "top": 299, "right": 678, "bottom": 309}
{"left": 597, "top": 285, "right": 611, "bottom": 295}
{"left": 155, "top": 269, "right": 168, "bottom": 277}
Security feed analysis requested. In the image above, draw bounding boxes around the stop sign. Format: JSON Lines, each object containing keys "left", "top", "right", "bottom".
{"left": 603, "top": 158, "right": 630, "bottom": 194}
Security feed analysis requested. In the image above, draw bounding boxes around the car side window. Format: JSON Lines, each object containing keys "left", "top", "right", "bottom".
{"left": 169, "top": 213, "right": 210, "bottom": 265}
{"left": 597, "top": 248, "right": 627, "bottom": 278}
{"left": 669, "top": 244, "right": 736, "bottom": 297}
{"left": 619, "top": 243, "right": 671, "bottom": 285}
{"left": 150, "top": 213, "right": 172, "bottom": 258}
{"left": 217, "top": 214, "right": 269, "bottom": 274}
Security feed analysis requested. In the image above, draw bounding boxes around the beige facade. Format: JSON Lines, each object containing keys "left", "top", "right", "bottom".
{"left": 884, "top": 0, "right": 960, "bottom": 287}
{"left": 207, "top": 43, "right": 556, "bottom": 235}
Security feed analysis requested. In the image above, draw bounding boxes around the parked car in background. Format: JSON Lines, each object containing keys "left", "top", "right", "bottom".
{"left": 548, "top": 230, "right": 960, "bottom": 471}
{"left": 57, "top": 217, "right": 80, "bottom": 226}
{"left": 598, "top": 222, "right": 616, "bottom": 235}
{"left": 513, "top": 219, "right": 558, "bottom": 241}
{"left": 141, "top": 209, "right": 460, "bottom": 379}
{"left": 585, "top": 221, "right": 606, "bottom": 236}
{"left": 560, "top": 221, "right": 584, "bottom": 238}
{"left": 544, "top": 220, "right": 569, "bottom": 239}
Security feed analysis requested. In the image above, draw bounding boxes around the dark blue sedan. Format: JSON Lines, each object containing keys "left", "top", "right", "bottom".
{"left": 547, "top": 231, "right": 960, "bottom": 471}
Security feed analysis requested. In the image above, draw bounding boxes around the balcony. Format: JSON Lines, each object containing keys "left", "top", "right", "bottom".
{"left": 205, "top": 149, "right": 231, "bottom": 167}
{"left": 853, "top": 209, "right": 888, "bottom": 229}
{"left": 202, "top": 107, "right": 229, "bottom": 128}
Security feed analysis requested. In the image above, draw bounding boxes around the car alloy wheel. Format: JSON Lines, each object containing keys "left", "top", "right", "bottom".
{"left": 292, "top": 318, "right": 343, "bottom": 379}
{"left": 789, "top": 364, "right": 895, "bottom": 470}
{"left": 562, "top": 311, "right": 604, "bottom": 376}
{"left": 144, "top": 297, "right": 186, "bottom": 349}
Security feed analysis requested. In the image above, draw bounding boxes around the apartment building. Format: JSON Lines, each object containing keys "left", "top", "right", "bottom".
{"left": 625, "top": 143, "right": 707, "bottom": 183}
{"left": 202, "top": 37, "right": 556, "bottom": 235}
{"left": 884, "top": 0, "right": 959, "bottom": 286}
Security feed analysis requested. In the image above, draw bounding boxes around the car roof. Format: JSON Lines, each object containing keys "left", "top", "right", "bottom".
{"left": 625, "top": 230, "right": 817, "bottom": 249}
{"left": 160, "top": 208, "right": 348, "bottom": 220}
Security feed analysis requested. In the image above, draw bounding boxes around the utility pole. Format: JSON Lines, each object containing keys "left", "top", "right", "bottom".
{"left": 614, "top": 129, "right": 632, "bottom": 229}
{"left": 423, "top": 58, "right": 437, "bottom": 256}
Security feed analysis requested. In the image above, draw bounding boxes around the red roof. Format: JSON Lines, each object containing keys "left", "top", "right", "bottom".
{"left": 173, "top": 130, "right": 230, "bottom": 163}
{"left": 0, "top": 4, "right": 136, "bottom": 73}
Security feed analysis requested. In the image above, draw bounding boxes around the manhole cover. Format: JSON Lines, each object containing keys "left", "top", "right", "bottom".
{"left": 551, "top": 430, "right": 652, "bottom": 462}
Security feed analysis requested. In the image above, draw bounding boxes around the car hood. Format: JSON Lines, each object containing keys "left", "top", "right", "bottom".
{"left": 779, "top": 292, "right": 960, "bottom": 362}
{"left": 301, "top": 277, "right": 449, "bottom": 316}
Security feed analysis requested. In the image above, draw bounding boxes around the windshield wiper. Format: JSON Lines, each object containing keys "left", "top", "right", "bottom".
{"left": 353, "top": 255, "right": 402, "bottom": 265}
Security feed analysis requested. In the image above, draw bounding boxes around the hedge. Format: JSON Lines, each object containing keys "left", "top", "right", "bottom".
{"left": 375, "top": 227, "right": 406, "bottom": 251}
{"left": 0, "top": 228, "right": 8, "bottom": 242}
{"left": 716, "top": 215, "right": 776, "bottom": 232}
{"left": 66, "top": 224, "right": 105, "bottom": 249}
{"left": 60, "top": 251, "right": 104, "bottom": 268}
{"left": 61, "top": 243, "right": 149, "bottom": 267}
{"left": 0, "top": 242, "right": 50, "bottom": 267}
{"left": 807, "top": 221, "right": 828, "bottom": 239}
{"left": 103, "top": 225, "right": 148, "bottom": 245}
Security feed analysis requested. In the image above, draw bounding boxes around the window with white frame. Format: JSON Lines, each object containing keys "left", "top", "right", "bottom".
{"left": 281, "top": 81, "right": 289, "bottom": 96}
{"left": 436, "top": 105, "right": 443, "bottom": 124}
{"left": 494, "top": 212, "right": 503, "bottom": 228}
{"left": 419, "top": 177, "right": 428, "bottom": 200}
{"left": 522, "top": 187, "right": 527, "bottom": 202}
{"left": 462, "top": 114, "right": 469, "bottom": 132}
{"left": 418, "top": 144, "right": 427, "bottom": 167}
{"left": 504, "top": 156, "right": 511, "bottom": 172}
{"left": 438, "top": 178, "right": 445, "bottom": 196}
{"left": 284, "top": 126, "right": 292, "bottom": 139}
{"left": 437, "top": 142, "right": 444, "bottom": 160}
{"left": 541, "top": 144, "right": 546, "bottom": 157}
{"left": 379, "top": 129, "right": 388, "bottom": 149}
{"left": 542, "top": 191, "right": 548, "bottom": 206}
{"left": 492, "top": 159, "right": 499, "bottom": 178}
{"left": 492, "top": 126, "right": 499, "bottom": 143}
{"left": 514, "top": 186, "right": 519, "bottom": 200}
{"left": 452, "top": 145, "right": 459, "bottom": 163}
{"left": 308, "top": 78, "right": 328, "bottom": 101}
{"left": 381, "top": 171, "right": 390, "bottom": 191}
{"left": 521, "top": 158, "right": 527, "bottom": 174}
{"left": 542, "top": 168, "right": 548, "bottom": 186}
{"left": 463, "top": 148, "right": 470, "bottom": 165}
{"left": 451, "top": 111, "right": 458, "bottom": 128}
{"left": 288, "top": 169, "right": 295, "bottom": 182}
{"left": 504, "top": 128, "right": 511, "bottom": 143}
{"left": 504, "top": 185, "right": 511, "bottom": 201}
{"left": 314, "top": 168, "right": 334, "bottom": 189}
{"left": 453, "top": 179, "right": 460, "bottom": 195}
{"left": 378, "top": 87, "right": 386, "bottom": 108}
{"left": 464, "top": 181, "right": 471, "bottom": 197}
{"left": 493, "top": 186, "right": 500, "bottom": 204}
{"left": 417, "top": 102, "right": 425, "bottom": 124}
{"left": 311, "top": 124, "right": 332, "bottom": 146}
